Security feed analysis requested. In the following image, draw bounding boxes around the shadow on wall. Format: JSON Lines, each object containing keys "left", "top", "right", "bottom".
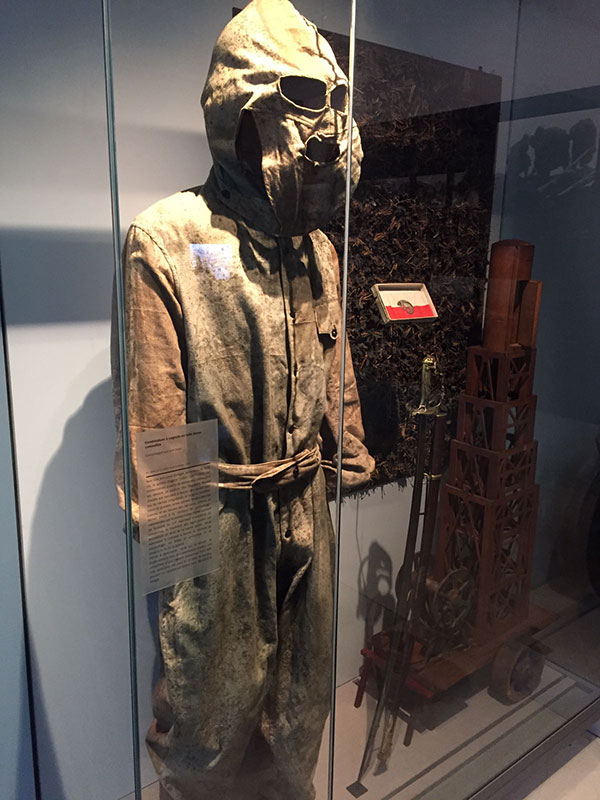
{"left": 507, "top": 118, "right": 598, "bottom": 195}
{"left": 26, "top": 377, "right": 135, "bottom": 800}
{"left": 1, "top": 222, "right": 179, "bottom": 792}
{"left": 1, "top": 229, "right": 113, "bottom": 325}
{"left": 357, "top": 540, "right": 395, "bottom": 648}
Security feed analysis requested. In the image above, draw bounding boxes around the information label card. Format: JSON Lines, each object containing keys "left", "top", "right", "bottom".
{"left": 137, "top": 419, "right": 219, "bottom": 594}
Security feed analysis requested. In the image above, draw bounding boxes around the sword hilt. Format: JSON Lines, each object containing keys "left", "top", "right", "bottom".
{"left": 413, "top": 355, "right": 441, "bottom": 417}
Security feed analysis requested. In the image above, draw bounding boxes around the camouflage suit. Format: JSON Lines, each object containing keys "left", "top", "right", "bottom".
{"left": 113, "top": 1, "right": 373, "bottom": 798}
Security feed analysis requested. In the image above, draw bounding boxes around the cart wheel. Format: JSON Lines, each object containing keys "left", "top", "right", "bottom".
{"left": 489, "top": 640, "right": 544, "bottom": 704}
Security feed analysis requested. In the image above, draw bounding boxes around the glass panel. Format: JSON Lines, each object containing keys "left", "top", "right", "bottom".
{"left": 332, "top": 2, "right": 600, "bottom": 799}
{"left": 0, "top": 275, "right": 36, "bottom": 800}
{"left": 108, "top": 2, "right": 360, "bottom": 798}
{"left": 1, "top": 1, "right": 136, "bottom": 797}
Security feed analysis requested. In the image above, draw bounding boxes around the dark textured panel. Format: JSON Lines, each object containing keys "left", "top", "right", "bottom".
{"left": 324, "top": 31, "right": 500, "bottom": 487}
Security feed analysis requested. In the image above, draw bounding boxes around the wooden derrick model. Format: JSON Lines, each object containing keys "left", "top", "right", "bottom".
{"left": 436, "top": 240, "right": 543, "bottom": 635}
{"left": 353, "top": 242, "right": 552, "bottom": 764}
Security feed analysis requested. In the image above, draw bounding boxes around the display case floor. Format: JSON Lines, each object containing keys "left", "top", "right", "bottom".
{"left": 314, "top": 657, "right": 597, "bottom": 800}
{"left": 124, "top": 733, "right": 600, "bottom": 800}
{"left": 523, "top": 737, "right": 600, "bottom": 800}
{"left": 122, "top": 658, "right": 596, "bottom": 800}
{"left": 121, "top": 591, "right": 600, "bottom": 800}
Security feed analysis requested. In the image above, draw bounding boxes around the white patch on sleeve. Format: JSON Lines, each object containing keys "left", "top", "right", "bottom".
{"left": 190, "top": 243, "right": 233, "bottom": 280}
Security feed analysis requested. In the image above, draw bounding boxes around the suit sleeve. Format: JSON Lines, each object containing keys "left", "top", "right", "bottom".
{"left": 320, "top": 242, "right": 375, "bottom": 493}
{"left": 111, "top": 224, "right": 187, "bottom": 528}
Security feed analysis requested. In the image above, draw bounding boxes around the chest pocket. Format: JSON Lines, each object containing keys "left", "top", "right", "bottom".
{"left": 314, "top": 302, "right": 340, "bottom": 349}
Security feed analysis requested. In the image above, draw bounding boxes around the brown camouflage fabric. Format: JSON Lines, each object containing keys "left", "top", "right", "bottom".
{"left": 112, "top": 1, "right": 373, "bottom": 798}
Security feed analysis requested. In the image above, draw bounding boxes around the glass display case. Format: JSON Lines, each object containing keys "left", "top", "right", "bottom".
{"left": 0, "top": 295, "right": 36, "bottom": 800}
{"left": 1, "top": 1, "right": 600, "bottom": 799}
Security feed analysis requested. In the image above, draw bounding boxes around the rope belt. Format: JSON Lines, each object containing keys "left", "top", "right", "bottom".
{"left": 218, "top": 444, "right": 333, "bottom": 493}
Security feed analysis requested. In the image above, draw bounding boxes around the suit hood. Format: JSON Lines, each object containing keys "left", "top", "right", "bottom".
{"left": 201, "top": 0, "right": 362, "bottom": 237}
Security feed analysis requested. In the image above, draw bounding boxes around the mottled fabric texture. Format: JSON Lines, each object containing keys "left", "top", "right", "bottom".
{"left": 201, "top": 0, "right": 362, "bottom": 237}
{"left": 111, "top": 1, "right": 373, "bottom": 798}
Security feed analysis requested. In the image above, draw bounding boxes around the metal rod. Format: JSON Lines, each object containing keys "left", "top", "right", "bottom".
{"left": 413, "top": 413, "right": 447, "bottom": 620}
{"left": 329, "top": 0, "right": 358, "bottom": 796}
{"left": 0, "top": 259, "right": 43, "bottom": 798}
{"left": 101, "top": 2, "right": 141, "bottom": 797}
{"left": 378, "top": 412, "right": 447, "bottom": 767}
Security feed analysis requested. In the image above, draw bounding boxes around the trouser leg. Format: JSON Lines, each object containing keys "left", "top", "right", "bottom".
{"left": 146, "top": 490, "right": 278, "bottom": 800}
{"left": 251, "top": 473, "right": 335, "bottom": 800}
{"left": 146, "top": 478, "right": 334, "bottom": 800}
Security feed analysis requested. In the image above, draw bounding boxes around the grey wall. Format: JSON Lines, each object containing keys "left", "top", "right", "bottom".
{"left": 500, "top": 0, "right": 600, "bottom": 591}
{"left": 0, "top": 0, "right": 135, "bottom": 797}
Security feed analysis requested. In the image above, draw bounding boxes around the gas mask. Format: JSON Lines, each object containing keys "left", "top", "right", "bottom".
{"left": 202, "top": 0, "right": 362, "bottom": 237}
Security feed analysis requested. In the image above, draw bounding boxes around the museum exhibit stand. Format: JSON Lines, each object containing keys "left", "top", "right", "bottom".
{"left": 1, "top": 1, "right": 600, "bottom": 798}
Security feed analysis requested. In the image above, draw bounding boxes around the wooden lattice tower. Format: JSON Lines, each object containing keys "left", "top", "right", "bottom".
{"left": 436, "top": 240, "right": 543, "bottom": 637}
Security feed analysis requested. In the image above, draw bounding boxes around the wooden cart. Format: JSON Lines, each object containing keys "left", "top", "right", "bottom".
{"left": 354, "top": 241, "right": 550, "bottom": 748}
{"left": 354, "top": 604, "right": 555, "bottom": 746}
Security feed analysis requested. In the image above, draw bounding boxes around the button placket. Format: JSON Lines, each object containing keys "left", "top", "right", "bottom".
{"left": 278, "top": 241, "right": 298, "bottom": 458}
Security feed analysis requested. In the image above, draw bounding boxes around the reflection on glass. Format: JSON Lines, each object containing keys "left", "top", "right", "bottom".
{"left": 330, "top": 2, "right": 600, "bottom": 799}
{"left": 111, "top": 1, "right": 372, "bottom": 798}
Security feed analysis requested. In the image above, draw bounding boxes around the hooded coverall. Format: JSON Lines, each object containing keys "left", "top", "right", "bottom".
{"left": 112, "top": 2, "right": 374, "bottom": 798}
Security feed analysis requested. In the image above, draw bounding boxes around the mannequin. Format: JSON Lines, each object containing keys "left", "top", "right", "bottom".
{"left": 112, "top": 1, "right": 373, "bottom": 798}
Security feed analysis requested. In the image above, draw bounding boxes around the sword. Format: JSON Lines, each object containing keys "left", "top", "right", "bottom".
{"left": 377, "top": 410, "right": 447, "bottom": 762}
